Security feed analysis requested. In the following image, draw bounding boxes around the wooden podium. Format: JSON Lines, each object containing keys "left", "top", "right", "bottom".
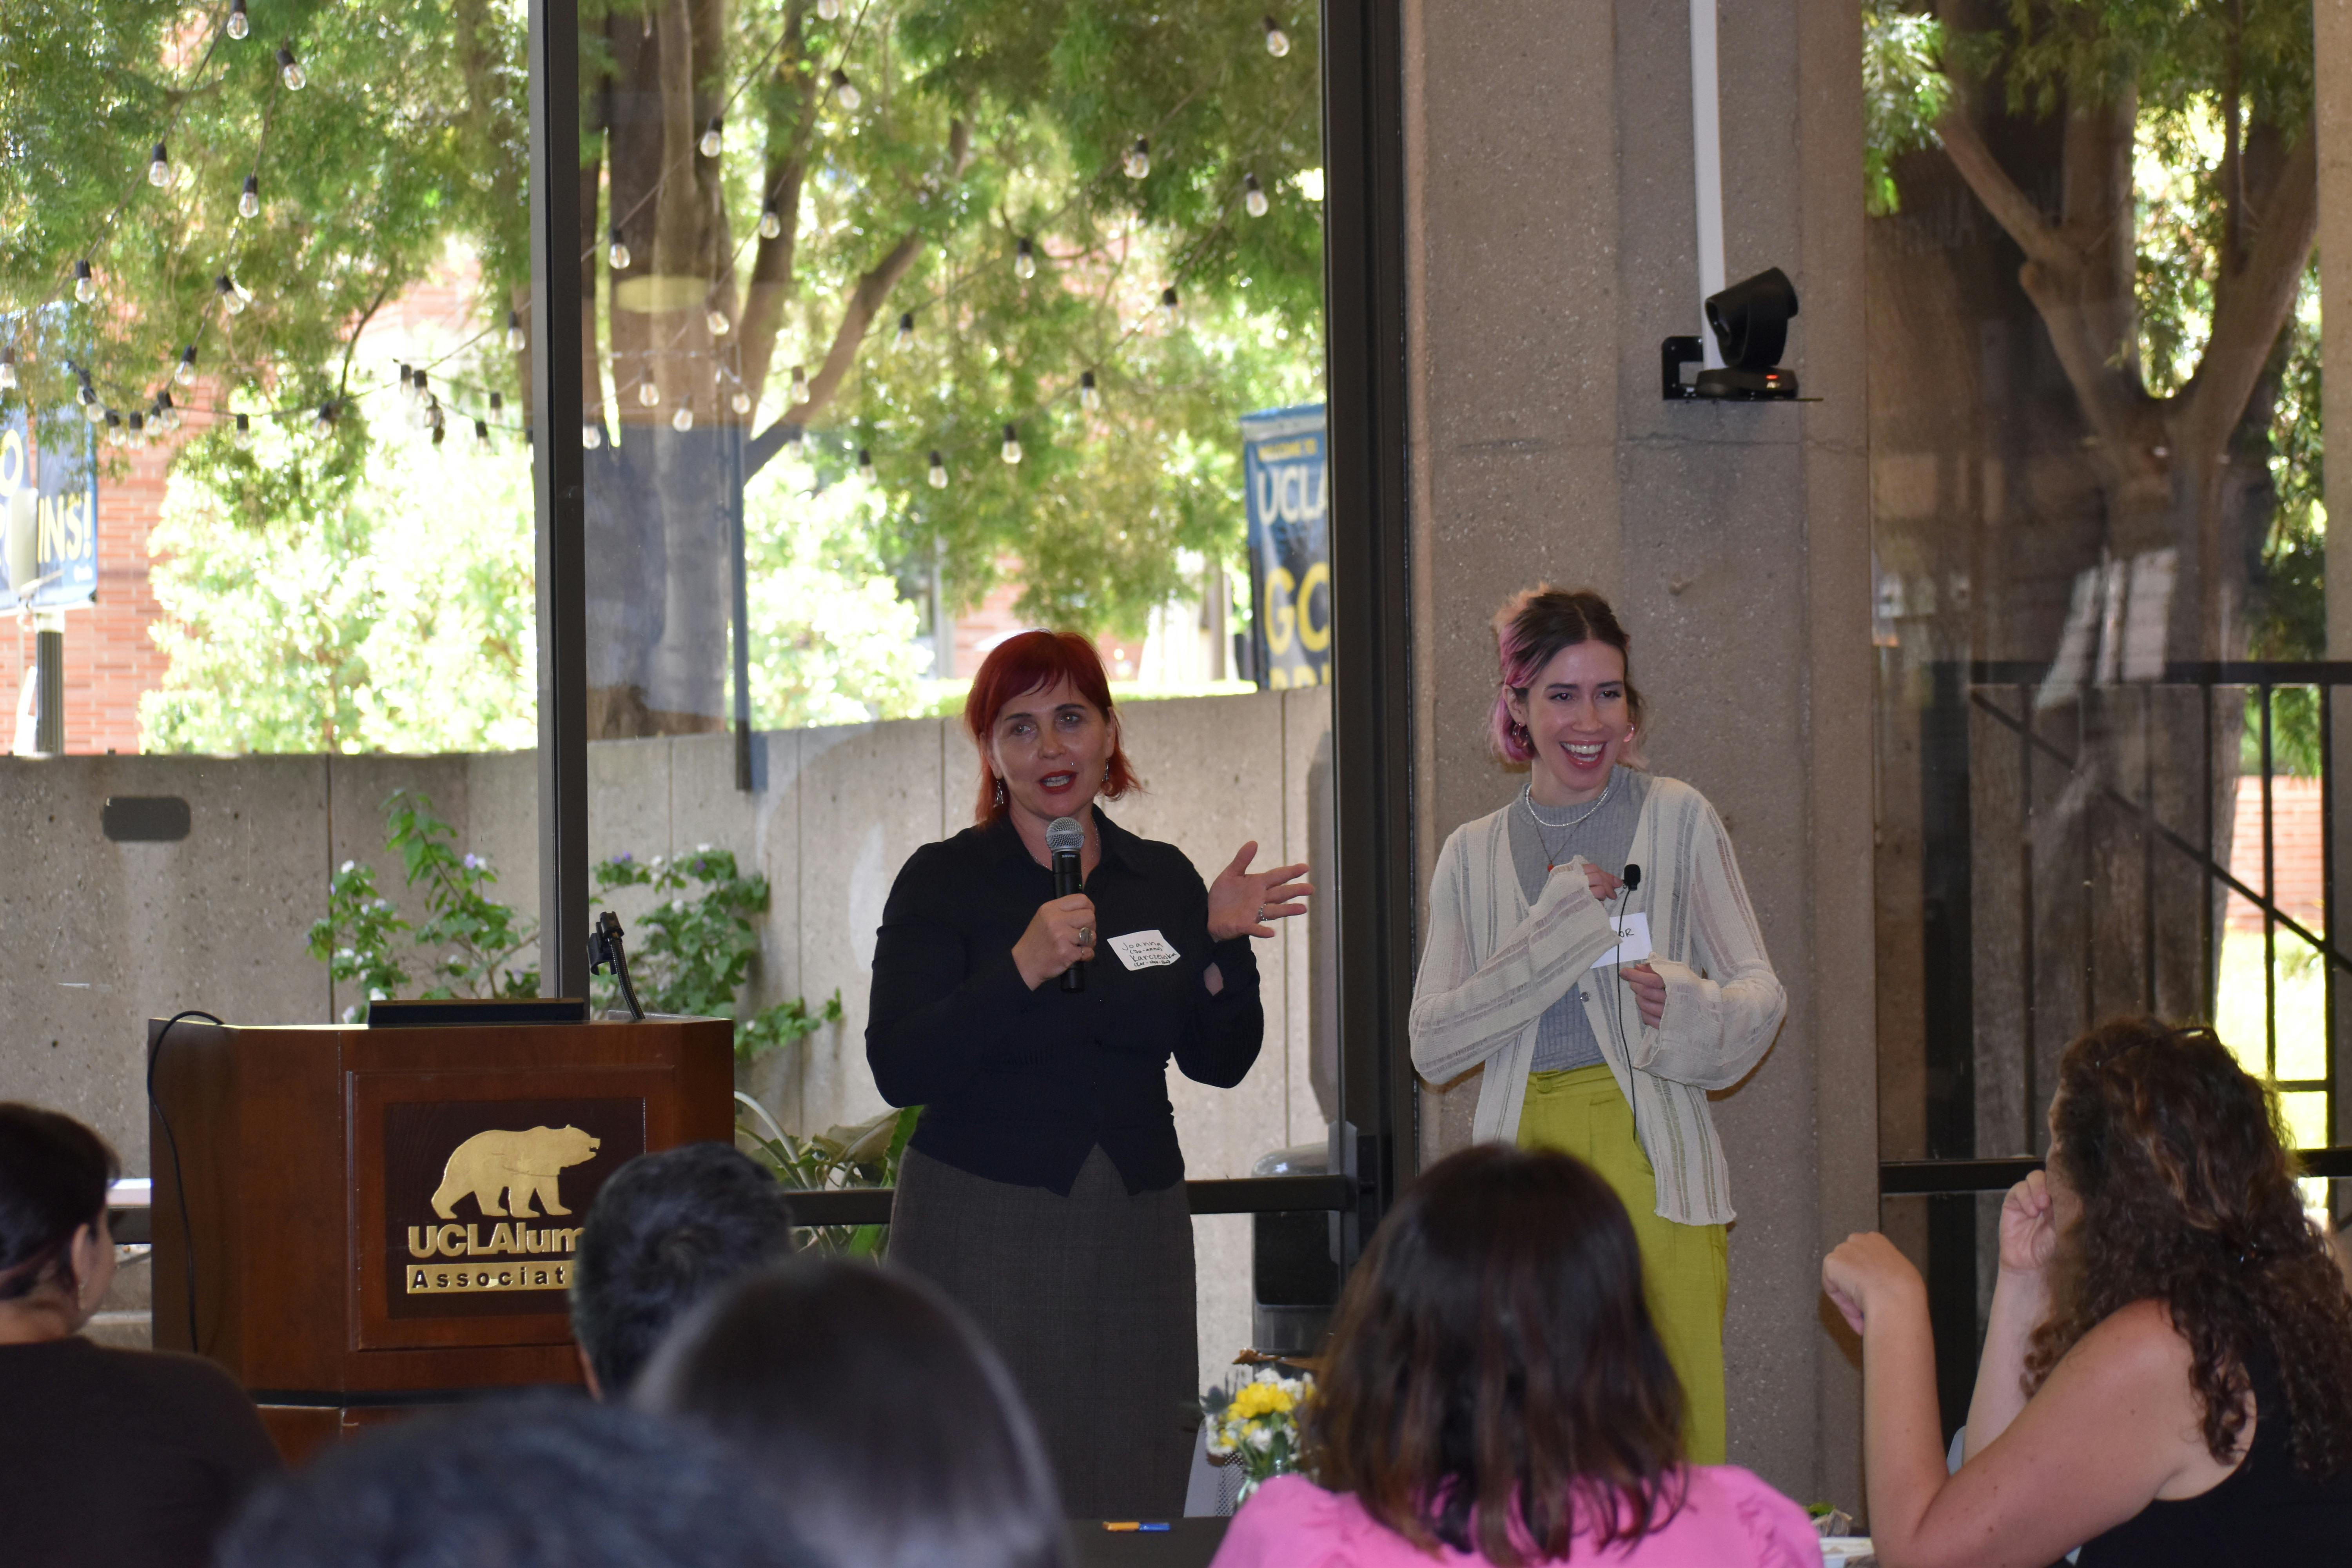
{"left": 148, "top": 1014, "right": 735, "bottom": 1462}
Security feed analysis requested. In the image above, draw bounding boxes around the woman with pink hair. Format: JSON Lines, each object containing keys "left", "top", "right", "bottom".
{"left": 1407, "top": 586, "right": 1784, "bottom": 1465}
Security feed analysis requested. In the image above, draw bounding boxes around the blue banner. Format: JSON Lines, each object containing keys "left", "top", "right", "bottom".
{"left": 1241, "top": 403, "right": 1328, "bottom": 690}
{"left": 1, "top": 409, "right": 99, "bottom": 611}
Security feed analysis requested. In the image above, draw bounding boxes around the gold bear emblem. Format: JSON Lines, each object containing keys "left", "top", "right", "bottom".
{"left": 430, "top": 1125, "right": 602, "bottom": 1221}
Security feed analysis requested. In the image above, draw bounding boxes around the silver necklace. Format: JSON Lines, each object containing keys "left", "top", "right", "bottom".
{"left": 1522, "top": 776, "right": 1612, "bottom": 869}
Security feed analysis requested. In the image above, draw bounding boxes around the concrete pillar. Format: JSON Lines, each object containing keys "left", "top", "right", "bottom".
{"left": 2315, "top": 0, "right": 2352, "bottom": 1161}
{"left": 1402, "top": 0, "right": 1873, "bottom": 1505}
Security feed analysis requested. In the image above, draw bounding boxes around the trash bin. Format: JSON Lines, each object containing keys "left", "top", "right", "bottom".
{"left": 1250, "top": 1142, "right": 1341, "bottom": 1355}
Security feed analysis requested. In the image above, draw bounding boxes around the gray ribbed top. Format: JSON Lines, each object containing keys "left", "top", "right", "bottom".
{"left": 1506, "top": 767, "right": 1650, "bottom": 1072}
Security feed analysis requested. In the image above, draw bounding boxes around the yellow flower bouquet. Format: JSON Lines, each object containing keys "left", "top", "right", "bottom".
{"left": 1202, "top": 1367, "right": 1315, "bottom": 1501}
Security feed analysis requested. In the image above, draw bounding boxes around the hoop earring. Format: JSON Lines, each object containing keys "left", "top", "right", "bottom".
{"left": 1102, "top": 763, "right": 1111, "bottom": 785}
{"left": 993, "top": 776, "right": 1005, "bottom": 808}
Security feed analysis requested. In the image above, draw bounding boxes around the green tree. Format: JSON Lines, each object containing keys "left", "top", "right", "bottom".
{"left": 2, "top": 0, "right": 1325, "bottom": 742}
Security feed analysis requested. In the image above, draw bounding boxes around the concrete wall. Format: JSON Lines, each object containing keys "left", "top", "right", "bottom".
{"left": 1403, "top": 0, "right": 1875, "bottom": 1508}
{"left": 0, "top": 688, "right": 1332, "bottom": 1381}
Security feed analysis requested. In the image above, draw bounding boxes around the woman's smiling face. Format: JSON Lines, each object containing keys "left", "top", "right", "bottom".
{"left": 1509, "top": 639, "right": 1633, "bottom": 804}
{"left": 988, "top": 676, "right": 1116, "bottom": 824}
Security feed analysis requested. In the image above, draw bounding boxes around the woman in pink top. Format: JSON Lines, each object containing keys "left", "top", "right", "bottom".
{"left": 1210, "top": 1144, "right": 1818, "bottom": 1568}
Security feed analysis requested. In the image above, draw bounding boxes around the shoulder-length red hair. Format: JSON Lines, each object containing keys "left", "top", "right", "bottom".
{"left": 964, "top": 630, "right": 1140, "bottom": 824}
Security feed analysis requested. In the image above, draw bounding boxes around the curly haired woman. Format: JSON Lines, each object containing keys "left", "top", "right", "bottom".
{"left": 1823, "top": 1017, "right": 2352, "bottom": 1567}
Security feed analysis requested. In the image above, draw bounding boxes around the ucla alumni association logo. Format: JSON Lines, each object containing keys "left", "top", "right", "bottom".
{"left": 383, "top": 1099, "right": 644, "bottom": 1317}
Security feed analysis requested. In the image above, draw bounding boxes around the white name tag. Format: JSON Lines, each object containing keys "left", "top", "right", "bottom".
{"left": 1107, "top": 929, "right": 1182, "bottom": 970}
{"left": 1589, "top": 911, "right": 1651, "bottom": 971}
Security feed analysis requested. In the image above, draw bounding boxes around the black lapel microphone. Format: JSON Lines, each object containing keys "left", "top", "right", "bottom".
{"left": 1621, "top": 863, "right": 1642, "bottom": 894}
{"left": 1047, "top": 815, "right": 1086, "bottom": 993}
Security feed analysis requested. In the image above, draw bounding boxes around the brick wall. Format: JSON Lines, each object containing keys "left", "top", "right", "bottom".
{"left": 2226, "top": 775, "right": 2325, "bottom": 933}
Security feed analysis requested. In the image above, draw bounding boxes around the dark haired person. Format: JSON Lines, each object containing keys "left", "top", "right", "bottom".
{"left": 1211, "top": 1144, "right": 1815, "bottom": 1566}
{"left": 0, "top": 1102, "right": 279, "bottom": 1568}
{"left": 637, "top": 1257, "right": 1069, "bottom": 1568}
{"left": 868, "top": 628, "right": 1312, "bottom": 1516}
{"left": 216, "top": 1397, "right": 820, "bottom": 1568}
{"left": 1408, "top": 586, "right": 1784, "bottom": 1465}
{"left": 567, "top": 1141, "right": 795, "bottom": 1397}
{"left": 1824, "top": 1017, "right": 2352, "bottom": 1566}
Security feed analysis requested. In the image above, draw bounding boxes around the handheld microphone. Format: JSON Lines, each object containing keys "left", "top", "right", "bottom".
{"left": 1621, "top": 863, "right": 1642, "bottom": 894}
{"left": 1047, "top": 816, "right": 1086, "bottom": 993}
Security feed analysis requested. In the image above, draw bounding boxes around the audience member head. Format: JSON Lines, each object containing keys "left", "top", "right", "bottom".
{"left": 1490, "top": 585, "right": 1646, "bottom": 766}
{"left": 635, "top": 1257, "right": 1069, "bottom": 1568}
{"left": 2029, "top": 1016, "right": 2352, "bottom": 1475}
{"left": 568, "top": 1142, "right": 794, "bottom": 1397}
{"left": 0, "top": 1103, "right": 120, "bottom": 1339}
{"left": 217, "top": 1397, "right": 818, "bottom": 1568}
{"left": 1308, "top": 1144, "right": 1683, "bottom": 1565}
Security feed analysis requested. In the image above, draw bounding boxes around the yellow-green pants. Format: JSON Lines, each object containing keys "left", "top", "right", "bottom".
{"left": 1517, "top": 1064, "right": 1728, "bottom": 1465}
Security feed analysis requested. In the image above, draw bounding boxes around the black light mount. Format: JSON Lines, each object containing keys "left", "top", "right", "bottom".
{"left": 1662, "top": 266, "right": 1800, "bottom": 401}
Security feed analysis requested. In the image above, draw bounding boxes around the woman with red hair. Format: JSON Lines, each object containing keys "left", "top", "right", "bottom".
{"left": 867, "top": 630, "right": 1311, "bottom": 1519}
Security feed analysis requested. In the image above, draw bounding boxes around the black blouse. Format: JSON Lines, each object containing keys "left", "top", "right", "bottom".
{"left": 866, "top": 806, "right": 1263, "bottom": 1195}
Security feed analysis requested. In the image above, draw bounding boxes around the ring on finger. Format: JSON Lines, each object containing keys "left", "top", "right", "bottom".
{"left": 1254, "top": 904, "right": 1265, "bottom": 924}
{"left": 1078, "top": 925, "right": 1094, "bottom": 945}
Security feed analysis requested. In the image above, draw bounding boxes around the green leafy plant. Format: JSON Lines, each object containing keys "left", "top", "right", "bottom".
{"left": 740, "top": 1105, "right": 920, "bottom": 1258}
{"left": 307, "top": 861, "right": 415, "bottom": 1023}
{"left": 387, "top": 790, "right": 541, "bottom": 1001}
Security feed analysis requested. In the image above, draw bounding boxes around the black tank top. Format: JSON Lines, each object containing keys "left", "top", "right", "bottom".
{"left": 2077, "top": 1348, "right": 2352, "bottom": 1566}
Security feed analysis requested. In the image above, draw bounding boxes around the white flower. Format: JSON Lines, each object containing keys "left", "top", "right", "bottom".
{"left": 696, "top": 842, "right": 712, "bottom": 853}
{"left": 1247, "top": 1427, "right": 1274, "bottom": 1452}
{"left": 339, "top": 860, "right": 356, "bottom": 874}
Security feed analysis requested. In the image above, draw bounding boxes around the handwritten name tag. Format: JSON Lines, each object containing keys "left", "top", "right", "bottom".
{"left": 1108, "top": 930, "right": 1182, "bottom": 971}
{"left": 1589, "top": 911, "right": 1651, "bottom": 971}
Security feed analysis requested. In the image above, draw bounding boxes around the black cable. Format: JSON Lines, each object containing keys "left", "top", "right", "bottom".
{"left": 145, "top": 1010, "right": 220, "bottom": 1355}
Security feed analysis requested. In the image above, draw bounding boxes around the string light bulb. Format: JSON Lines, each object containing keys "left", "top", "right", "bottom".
{"left": 1263, "top": 16, "right": 1290, "bottom": 56}
{"left": 706, "top": 307, "right": 730, "bottom": 336}
{"left": 831, "top": 69, "right": 861, "bottom": 111}
{"left": 857, "top": 447, "right": 875, "bottom": 483}
{"left": 1123, "top": 138, "right": 1150, "bottom": 179}
{"left": 1001, "top": 424, "right": 1023, "bottom": 465}
{"left": 277, "top": 47, "right": 306, "bottom": 91}
{"left": 583, "top": 419, "right": 604, "bottom": 450}
{"left": 313, "top": 401, "right": 336, "bottom": 437}
{"left": 1160, "top": 285, "right": 1182, "bottom": 323}
{"left": 82, "top": 389, "right": 105, "bottom": 425}
{"left": 128, "top": 410, "right": 147, "bottom": 443}
{"left": 175, "top": 346, "right": 198, "bottom": 386}
{"left": 104, "top": 412, "right": 123, "bottom": 446}
{"left": 216, "top": 273, "right": 248, "bottom": 315}
{"left": 1014, "top": 238, "right": 1037, "bottom": 279}
{"left": 789, "top": 365, "right": 810, "bottom": 404}
{"left": 1080, "top": 369, "right": 1100, "bottom": 411}
{"left": 506, "top": 310, "right": 525, "bottom": 351}
{"left": 817, "top": 0, "right": 840, "bottom": 16}
{"left": 148, "top": 142, "right": 172, "bottom": 187}
{"left": 412, "top": 371, "right": 430, "bottom": 416}
{"left": 1243, "top": 172, "right": 1269, "bottom": 217}
{"left": 731, "top": 388, "right": 752, "bottom": 414}
{"left": 430, "top": 410, "right": 448, "bottom": 448}
{"left": 608, "top": 225, "right": 631, "bottom": 270}
{"left": 785, "top": 423, "right": 804, "bottom": 453}
{"left": 927, "top": 450, "right": 948, "bottom": 488}
{"left": 893, "top": 312, "right": 914, "bottom": 352}
{"left": 226, "top": 0, "right": 249, "bottom": 40}
{"left": 74, "top": 260, "right": 96, "bottom": 303}
{"left": 154, "top": 390, "right": 179, "bottom": 431}
{"left": 474, "top": 418, "right": 492, "bottom": 450}
{"left": 239, "top": 173, "right": 261, "bottom": 218}
{"left": 232, "top": 412, "right": 252, "bottom": 449}
{"left": 637, "top": 379, "right": 660, "bottom": 407}
{"left": 671, "top": 404, "right": 694, "bottom": 432}
{"left": 759, "top": 199, "right": 782, "bottom": 240}
{"left": 700, "top": 118, "right": 724, "bottom": 157}
{"left": 490, "top": 392, "right": 505, "bottom": 417}
{"left": 397, "top": 363, "right": 416, "bottom": 399}
{"left": 0, "top": 348, "right": 15, "bottom": 391}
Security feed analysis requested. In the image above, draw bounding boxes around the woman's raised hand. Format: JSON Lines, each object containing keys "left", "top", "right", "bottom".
{"left": 1998, "top": 1169, "right": 2060, "bottom": 1279}
{"left": 1013, "top": 893, "right": 1097, "bottom": 990}
{"left": 1207, "top": 842, "right": 1314, "bottom": 941}
{"left": 1552, "top": 858, "right": 1623, "bottom": 904}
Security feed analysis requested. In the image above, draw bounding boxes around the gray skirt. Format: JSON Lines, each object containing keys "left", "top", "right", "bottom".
{"left": 888, "top": 1144, "right": 1197, "bottom": 1519}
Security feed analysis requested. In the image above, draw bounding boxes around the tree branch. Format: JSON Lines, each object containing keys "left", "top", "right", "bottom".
{"left": 2179, "top": 118, "right": 2318, "bottom": 460}
{"left": 1933, "top": 102, "right": 2066, "bottom": 269}
{"left": 743, "top": 118, "right": 972, "bottom": 477}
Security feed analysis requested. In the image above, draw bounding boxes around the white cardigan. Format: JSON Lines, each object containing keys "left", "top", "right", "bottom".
{"left": 1408, "top": 776, "right": 1785, "bottom": 1225}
